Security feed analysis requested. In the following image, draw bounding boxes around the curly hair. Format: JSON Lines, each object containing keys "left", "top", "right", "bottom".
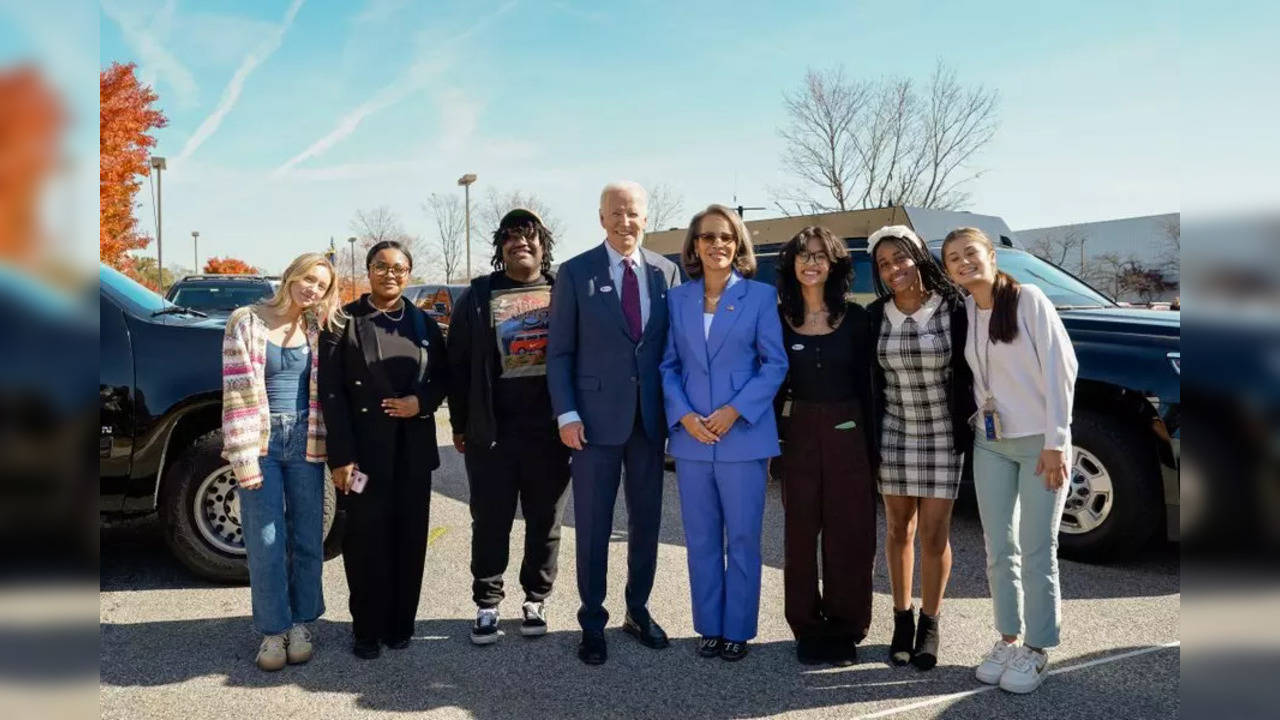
{"left": 490, "top": 217, "right": 555, "bottom": 275}
{"left": 869, "top": 233, "right": 961, "bottom": 305}
{"left": 775, "top": 226, "right": 851, "bottom": 328}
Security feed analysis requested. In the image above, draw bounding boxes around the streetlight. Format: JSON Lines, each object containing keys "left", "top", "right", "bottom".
{"left": 150, "top": 156, "right": 167, "bottom": 290}
{"left": 191, "top": 230, "right": 200, "bottom": 272}
{"left": 457, "top": 173, "right": 477, "bottom": 279}
{"left": 347, "top": 236, "right": 358, "bottom": 302}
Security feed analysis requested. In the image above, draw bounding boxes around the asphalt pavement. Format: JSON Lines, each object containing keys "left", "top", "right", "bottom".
{"left": 101, "top": 430, "right": 1179, "bottom": 719}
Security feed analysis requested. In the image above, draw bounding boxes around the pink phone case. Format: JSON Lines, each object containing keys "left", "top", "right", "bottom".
{"left": 350, "top": 468, "right": 369, "bottom": 493}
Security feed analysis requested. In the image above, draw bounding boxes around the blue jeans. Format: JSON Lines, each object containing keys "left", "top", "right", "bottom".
{"left": 239, "top": 412, "right": 326, "bottom": 635}
{"left": 972, "top": 433, "right": 1069, "bottom": 649}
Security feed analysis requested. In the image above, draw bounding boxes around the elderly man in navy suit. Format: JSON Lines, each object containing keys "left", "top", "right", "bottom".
{"left": 547, "top": 180, "right": 682, "bottom": 665}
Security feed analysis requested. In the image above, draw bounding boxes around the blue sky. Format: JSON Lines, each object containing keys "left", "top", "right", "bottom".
{"left": 6, "top": 1, "right": 1275, "bottom": 273}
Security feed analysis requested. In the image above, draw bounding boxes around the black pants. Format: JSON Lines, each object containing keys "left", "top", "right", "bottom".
{"left": 780, "top": 399, "right": 877, "bottom": 642}
{"left": 572, "top": 411, "right": 665, "bottom": 633}
{"left": 340, "top": 425, "right": 432, "bottom": 644}
{"left": 464, "top": 428, "right": 571, "bottom": 608}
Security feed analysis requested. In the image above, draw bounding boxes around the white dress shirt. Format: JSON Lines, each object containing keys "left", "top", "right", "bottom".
{"left": 604, "top": 240, "right": 651, "bottom": 328}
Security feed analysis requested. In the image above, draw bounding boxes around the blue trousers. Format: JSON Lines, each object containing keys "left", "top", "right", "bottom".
{"left": 972, "top": 433, "right": 1069, "bottom": 649}
{"left": 238, "top": 412, "right": 326, "bottom": 635}
{"left": 675, "top": 458, "right": 767, "bottom": 643}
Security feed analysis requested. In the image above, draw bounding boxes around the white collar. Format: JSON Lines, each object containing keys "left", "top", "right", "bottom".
{"left": 884, "top": 292, "right": 942, "bottom": 328}
{"left": 604, "top": 240, "right": 643, "bottom": 268}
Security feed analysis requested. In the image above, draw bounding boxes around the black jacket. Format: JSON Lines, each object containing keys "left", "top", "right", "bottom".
{"left": 318, "top": 296, "right": 449, "bottom": 479}
{"left": 865, "top": 294, "right": 976, "bottom": 473}
{"left": 446, "top": 270, "right": 557, "bottom": 449}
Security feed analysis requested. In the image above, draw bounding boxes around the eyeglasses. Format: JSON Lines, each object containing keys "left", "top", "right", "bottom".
{"left": 798, "top": 251, "right": 831, "bottom": 265}
{"left": 370, "top": 263, "right": 411, "bottom": 277}
{"left": 694, "top": 232, "right": 736, "bottom": 246}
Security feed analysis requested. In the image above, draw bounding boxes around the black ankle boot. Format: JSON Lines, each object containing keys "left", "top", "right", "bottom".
{"left": 890, "top": 607, "right": 915, "bottom": 666}
{"left": 912, "top": 612, "right": 940, "bottom": 670}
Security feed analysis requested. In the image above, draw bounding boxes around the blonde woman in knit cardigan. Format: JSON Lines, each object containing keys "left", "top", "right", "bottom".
{"left": 942, "top": 227, "right": 1078, "bottom": 695}
{"left": 221, "top": 252, "right": 342, "bottom": 671}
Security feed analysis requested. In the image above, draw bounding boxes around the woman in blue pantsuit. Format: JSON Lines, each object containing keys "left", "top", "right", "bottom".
{"left": 660, "top": 204, "right": 788, "bottom": 662}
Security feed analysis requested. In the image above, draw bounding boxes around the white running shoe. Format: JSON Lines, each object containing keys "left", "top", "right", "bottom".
{"left": 1000, "top": 646, "right": 1049, "bottom": 694}
{"left": 975, "top": 640, "right": 1016, "bottom": 685}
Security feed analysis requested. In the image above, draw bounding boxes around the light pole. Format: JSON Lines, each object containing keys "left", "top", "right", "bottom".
{"left": 191, "top": 230, "right": 200, "bottom": 272}
{"left": 347, "top": 236, "right": 358, "bottom": 302}
{"left": 457, "top": 173, "right": 477, "bottom": 279}
{"left": 150, "top": 156, "right": 167, "bottom": 290}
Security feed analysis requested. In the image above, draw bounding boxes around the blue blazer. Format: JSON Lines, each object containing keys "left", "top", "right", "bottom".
{"left": 547, "top": 243, "right": 682, "bottom": 446}
{"left": 660, "top": 276, "right": 788, "bottom": 462}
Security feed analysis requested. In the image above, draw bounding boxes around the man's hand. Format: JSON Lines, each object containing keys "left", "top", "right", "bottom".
{"left": 681, "top": 412, "right": 720, "bottom": 444}
{"left": 559, "top": 421, "right": 587, "bottom": 450}
{"left": 331, "top": 463, "right": 355, "bottom": 494}
{"left": 1035, "top": 448, "right": 1068, "bottom": 491}
{"left": 452, "top": 433, "right": 466, "bottom": 454}
{"left": 382, "top": 395, "right": 420, "bottom": 418}
{"left": 703, "top": 405, "right": 740, "bottom": 436}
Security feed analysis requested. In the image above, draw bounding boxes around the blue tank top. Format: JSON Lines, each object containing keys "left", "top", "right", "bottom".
{"left": 264, "top": 341, "right": 311, "bottom": 413}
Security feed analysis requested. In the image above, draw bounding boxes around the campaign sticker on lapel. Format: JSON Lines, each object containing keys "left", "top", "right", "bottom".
{"left": 727, "top": 305, "right": 735, "bottom": 311}
{"left": 791, "top": 343, "right": 805, "bottom": 351}
{"left": 420, "top": 338, "right": 430, "bottom": 347}
{"left": 599, "top": 285, "right": 613, "bottom": 293}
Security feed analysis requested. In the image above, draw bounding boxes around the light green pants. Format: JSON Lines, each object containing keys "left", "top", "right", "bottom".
{"left": 972, "top": 433, "right": 1069, "bottom": 649}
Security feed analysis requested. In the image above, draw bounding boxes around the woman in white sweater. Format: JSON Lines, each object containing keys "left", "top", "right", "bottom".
{"left": 941, "top": 227, "right": 1078, "bottom": 695}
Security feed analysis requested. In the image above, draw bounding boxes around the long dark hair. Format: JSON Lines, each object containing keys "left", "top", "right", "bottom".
{"left": 870, "top": 235, "right": 961, "bottom": 305}
{"left": 776, "top": 226, "right": 851, "bottom": 328}
{"left": 943, "top": 227, "right": 1021, "bottom": 343}
{"left": 490, "top": 216, "right": 555, "bottom": 275}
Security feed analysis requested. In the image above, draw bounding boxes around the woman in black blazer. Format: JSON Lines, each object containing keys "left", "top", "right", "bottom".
{"left": 319, "top": 240, "right": 449, "bottom": 659}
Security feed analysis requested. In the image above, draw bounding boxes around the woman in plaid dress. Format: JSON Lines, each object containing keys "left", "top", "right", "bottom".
{"left": 865, "top": 226, "right": 974, "bottom": 671}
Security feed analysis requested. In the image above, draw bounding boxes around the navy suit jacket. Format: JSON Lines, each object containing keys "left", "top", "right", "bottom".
{"left": 547, "top": 243, "right": 682, "bottom": 446}
{"left": 660, "top": 277, "right": 788, "bottom": 462}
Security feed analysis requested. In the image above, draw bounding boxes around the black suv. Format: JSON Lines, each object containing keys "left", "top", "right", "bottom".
{"left": 101, "top": 264, "right": 342, "bottom": 581}
{"left": 164, "top": 274, "right": 277, "bottom": 318}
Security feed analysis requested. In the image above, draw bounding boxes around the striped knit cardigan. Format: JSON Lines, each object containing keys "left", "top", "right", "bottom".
{"left": 221, "top": 305, "right": 327, "bottom": 488}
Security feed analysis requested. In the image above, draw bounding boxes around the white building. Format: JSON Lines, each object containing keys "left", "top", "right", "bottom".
{"left": 1016, "top": 213, "right": 1179, "bottom": 303}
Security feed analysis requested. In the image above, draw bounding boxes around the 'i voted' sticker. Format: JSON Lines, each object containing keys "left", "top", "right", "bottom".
{"left": 791, "top": 343, "right": 805, "bottom": 351}
{"left": 599, "top": 285, "right": 613, "bottom": 293}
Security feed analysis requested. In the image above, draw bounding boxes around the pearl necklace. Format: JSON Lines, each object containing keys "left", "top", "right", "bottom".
{"left": 373, "top": 297, "right": 406, "bottom": 322}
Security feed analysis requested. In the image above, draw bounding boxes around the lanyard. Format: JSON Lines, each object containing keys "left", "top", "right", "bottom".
{"left": 971, "top": 306, "right": 995, "bottom": 406}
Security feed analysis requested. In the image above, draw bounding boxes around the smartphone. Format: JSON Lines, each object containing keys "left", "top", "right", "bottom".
{"left": 350, "top": 467, "right": 369, "bottom": 494}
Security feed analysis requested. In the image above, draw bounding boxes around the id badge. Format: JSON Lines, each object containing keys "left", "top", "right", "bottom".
{"left": 981, "top": 398, "right": 1002, "bottom": 441}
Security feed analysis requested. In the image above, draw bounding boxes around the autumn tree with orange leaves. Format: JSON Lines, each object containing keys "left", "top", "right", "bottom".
{"left": 100, "top": 62, "right": 166, "bottom": 271}
{"left": 203, "top": 256, "right": 258, "bottom": 274}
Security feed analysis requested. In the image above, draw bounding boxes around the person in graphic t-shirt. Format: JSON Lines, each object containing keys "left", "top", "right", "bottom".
{"left": 447, "top": 208, "right": 571, "bottom": 645}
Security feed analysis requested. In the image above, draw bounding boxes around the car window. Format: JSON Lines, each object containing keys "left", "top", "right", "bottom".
{"left": 99, "top": 264, "right": 172, "bottom": 314}
{"left": 992, "top": 249, "right": 1113, "bottom": 308}
{"left": 170, "top": 284, "right": 273, "bottom": 311}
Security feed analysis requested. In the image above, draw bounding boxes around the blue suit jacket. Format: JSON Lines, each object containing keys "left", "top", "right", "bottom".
{"left": 660, "top": 277, "right": 788, "bottom": 462}
{"left": 547, "top": 243, "right": 682, "bottom": 446}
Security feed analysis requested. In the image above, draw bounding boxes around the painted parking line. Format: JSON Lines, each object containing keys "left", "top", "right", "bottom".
{"left": 854, "top": 640, "right": 1181, "bottom": 719}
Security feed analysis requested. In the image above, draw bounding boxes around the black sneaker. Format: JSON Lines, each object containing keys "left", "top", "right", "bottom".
{"left": 520, "top": 601, "right": 548, "bottom": 637}
{"left": 795, "top": 637, "right": 825, "bottom": 665}
{"left": 890, "top": 606, "right": 916, "bottom": 666}
{"left": 697, "top": 636, "right": 723, "bottom": 658}
{"left": 352, "top": 638, "right": 381, "bottom": 660}
{"left": 471, "top": 607, "right": 500, "bottom": 645}
{"left": 912, "top": 612, "right": 940, "bottom": 670}
{"left": 827, "top": 637, "right": 857, "bottom": 667}
{"left": 720, "top": 640, "right": 749, "bottom": 662}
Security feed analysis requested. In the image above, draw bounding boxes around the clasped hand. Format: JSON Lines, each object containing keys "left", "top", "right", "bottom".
{"left": 681, "top": 405, "right": 740, "bottom": 445}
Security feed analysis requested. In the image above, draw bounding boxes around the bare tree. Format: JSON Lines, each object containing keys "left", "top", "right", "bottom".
{"left": 775, "top": 61, "right": 998, "bottom": 214}
{"left": 424, "top": 193, "right": 467, "bottom": 283}
{"left": 1027, "top": 229, "right": 1088, "bottom": 274}
{"left": 645, "top": 182, "right": 686, "bottom": 231}
{"left": 1085, "top": 252, "right": 1127, "bottom": 299}
{"left": 1155, "top": 215, "right": 1180, "bottom": 278}
{"left": 478, "top": 188, "right": 560, "bottom": 238}
{"left": 348, "top": 206, "right": 429, "bottom": 281}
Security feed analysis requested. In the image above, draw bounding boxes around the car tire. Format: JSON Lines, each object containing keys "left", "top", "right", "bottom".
{"left": 160, "top": 429, "right": 342, "bottom": 583}
{"left": 1057, "top": 409, "right": 1163, "bottom": 562}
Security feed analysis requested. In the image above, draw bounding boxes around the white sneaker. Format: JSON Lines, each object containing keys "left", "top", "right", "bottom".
{"left": 256, "top": 634, "right": 287, "bottom": 671}
{"left": 286, "top": 624, "right": 313, "bottom": 664}
{"left": 471, "top": 607, "right": 501, "bottom": 645}
{"left": 999, "top": 646, "right": 1049, "bottom": 694}
{"left": 520, "top": 601, "right": 548, "bottom": 637}
{"left": 975, "top": 640, "right": 1016, "bottom": 684}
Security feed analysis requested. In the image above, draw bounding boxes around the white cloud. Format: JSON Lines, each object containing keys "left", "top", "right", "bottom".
{"left": 175, "top": 0, "right": 306, "bottom": 164}
{"left": 273, "top": 0, "right": 518, "bottom": 176}
{"left": 100, "top": 0, "right": 198, "bottom": 105}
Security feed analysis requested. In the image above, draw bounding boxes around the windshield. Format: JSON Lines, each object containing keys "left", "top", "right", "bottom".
{"left": 99, "top": 264, "right": 172, "bottom": 314}
{"left": 170, "top": 283, "right": 273, "bottom": 312}
{"left": 993, "top": 249, "right": 1113, "bottom": 308}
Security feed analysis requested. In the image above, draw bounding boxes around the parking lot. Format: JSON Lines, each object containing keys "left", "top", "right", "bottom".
{"left": 101, "top": 442, "right": 1179, "bottom": 719}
